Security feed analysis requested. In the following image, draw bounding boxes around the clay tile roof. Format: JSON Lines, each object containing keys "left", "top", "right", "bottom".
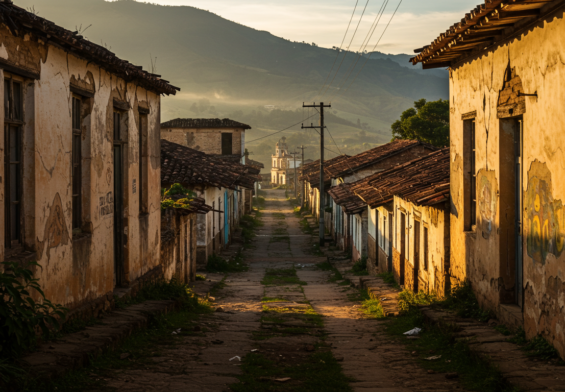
{"left": 209, "top": 154, "right": 263, "bottom": 176}
{"left": 161, "top": 140, "right": 257, "bottom": 190}
{"left": 246, "top": 159, "right": 265, "bottom": 170}
{"left": 299, "top": 155, "right": 351, "bottom": 188}
{"left": 326, "top": 140, "right": 437, "bottom": 178}
{"left": 411, "top": 1, "right": 550, "bottom": 69}
{"left": 327, "top": 182, "right": 368, "bottom": 214}
{"left": 160, "top": 118, "right": 251, "bottom": 129}
{"left": 356, "top": 148, "right": 450, "bottom": 208}
{"left": 0, "top": 3, "right": 179, "bottom": 95}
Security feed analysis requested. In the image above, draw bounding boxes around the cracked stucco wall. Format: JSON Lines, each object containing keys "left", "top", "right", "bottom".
{"left": 450, "top": 8, "right": 565, "bottom": 357}
{"left": 393, "top": 196, "right": 450, "bottom": 297}
{"left": 0, "top": 26, "right": 162, "bottom": 310}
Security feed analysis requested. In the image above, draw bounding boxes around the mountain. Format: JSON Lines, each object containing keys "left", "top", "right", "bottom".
{"left": 15, "top": 0, "right": 448, "bottom": 165}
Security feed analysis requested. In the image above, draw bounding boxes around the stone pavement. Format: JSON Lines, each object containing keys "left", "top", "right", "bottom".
{"left": 75, "top": 190, "right": 468, "bottom": 391}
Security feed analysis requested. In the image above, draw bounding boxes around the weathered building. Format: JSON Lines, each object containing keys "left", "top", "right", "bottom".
{"left": 300, "top": 155, "right": 349, "bottom": 220}
{"left": 0, "top": 3, "right": 178, "bottom": 311}
{"left": 161, "top": 140, "right": 258, "bottom": 268}
{"left": 327, "top": 140, "right": 437, "bottom": 254}
{"left": 354, "top": 149, "right": 451, "bottom": 295}
{"left": 160, "top": 199, "right": 211, "bottom": 283}
{"left": 160, "top": 118, "right": 250, "bottom": 156}
{"left": 411, "top": 0, "right": 565, "bottom": 356}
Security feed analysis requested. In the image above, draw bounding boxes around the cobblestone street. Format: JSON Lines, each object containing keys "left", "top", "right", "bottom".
{"left": 91, "top": 190, "right": 463, "bottom": 391}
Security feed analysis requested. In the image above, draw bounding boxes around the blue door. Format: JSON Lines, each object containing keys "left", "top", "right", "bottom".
{"left": 224, "top": 191, "right": 229, "bottom": 244}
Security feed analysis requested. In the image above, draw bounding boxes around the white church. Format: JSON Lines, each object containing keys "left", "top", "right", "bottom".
{"left": 270, "top": 137, "right": 302, "bottom": 185}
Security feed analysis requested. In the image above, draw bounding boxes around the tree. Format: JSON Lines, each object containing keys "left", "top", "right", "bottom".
{"left": 391, "top": 98, "right": 449, "bottom": 147}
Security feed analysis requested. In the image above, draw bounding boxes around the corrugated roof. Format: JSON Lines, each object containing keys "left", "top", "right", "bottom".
{"left": 326, "top": 140, "right": 436, "bottom": 178}
{"left": 161, "top": 118, "right": 251, "bottom": 129}
{"left": 357, "top": 148, "right": 450, "bottom": 208}
{"left": 411, "top": 0, "right": 554, "bottom": 69}
{"left": 161, "top": 140, "right": 258, "bottom": 190}
{"left": 0, "top": 3, "right": 179, "bottom": 95}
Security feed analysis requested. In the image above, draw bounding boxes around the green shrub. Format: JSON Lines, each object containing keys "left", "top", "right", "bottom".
{"left": 195, "top": 274, "right": 206, "bottom": 281}
{"left": 398, "top": 289, "right": 437, "bottom": 312}
{"left": 439, "top": 281, "right": 492, "bottom": 321}
{"left": 136, "top": 278, "right": 200, "bottom": 310}
{"left": 206, "top": 254, "right": 247, "bottom": 273}
{"left": 352, "top": 256, "right": 367, "bottom": 273}
{"left": 0, "top": 261, "right": 67, "bottom": 358}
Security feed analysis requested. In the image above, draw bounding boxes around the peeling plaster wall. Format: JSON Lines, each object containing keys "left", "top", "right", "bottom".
{"left": 393, "top": 196, "right": 449, "bottom": 296}
{"left": 450, "top": 7, "right": 565, "bottom": 357}
{"left": 0, "top": 29, "right": 161, "bottom": 309}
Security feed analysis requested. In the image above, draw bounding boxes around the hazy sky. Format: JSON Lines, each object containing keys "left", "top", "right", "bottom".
{"left": 133, "top": 0, "right": 478, "bottom": 54}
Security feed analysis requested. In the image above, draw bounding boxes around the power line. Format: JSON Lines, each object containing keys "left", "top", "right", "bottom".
{"left": 333, "top": 0, "right": 404, "bottom": 101}
{"left": 326, "top": 0, "right": 389, "bottom": 101}
{"left": 246, "top": 113, "right": 318, "bottom": 144}
{"left": 315, "top": 0, "right": 360, "bottom": 98}
{"left": 320, "top": 0, "right": 371, "bottom": 97}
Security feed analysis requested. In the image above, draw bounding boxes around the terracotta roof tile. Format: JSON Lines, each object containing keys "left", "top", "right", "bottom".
{"left": 411, "top": 1, "right": 549, "bottom": 69}
{"left": 161, "top": 118, "right": 251, "bottom": 129}
{"left": 161, "top": 140, "right": 257, "bottom": 189}
{"left": 299, "top": 155, "right": 350, "bottom": 188}
{"left": 357, "top": 148, "right": 450, "bottom": 208}
{"left": 326, "top": 140, "right": 437, "bottom": 178}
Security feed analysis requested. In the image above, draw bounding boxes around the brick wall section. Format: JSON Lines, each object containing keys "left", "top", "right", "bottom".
{"left": 161, "top": 127, "right": 244, "bottom": 155}
{"left": 405, "top": 260, "right": 415, "bottom": 292}
{"left": 367, "top": 235, "right": 377, "bottom": 274}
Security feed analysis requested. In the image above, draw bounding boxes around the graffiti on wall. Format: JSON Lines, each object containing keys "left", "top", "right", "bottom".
{"left": 525, "top": 161, "right": 565, "bottom": 264}
{"left": 478, "top": 171, "right": 498, "bottom": 239}
{"left": 100, "top": 192, "right": 114, "bottom": 217}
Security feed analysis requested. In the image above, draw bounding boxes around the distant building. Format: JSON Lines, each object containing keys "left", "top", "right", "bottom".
{"left": 271, "top": 137, "right": 301, "bottom": 185}
{"left": 160, "top": 118, "right": 251, "bottom": 159}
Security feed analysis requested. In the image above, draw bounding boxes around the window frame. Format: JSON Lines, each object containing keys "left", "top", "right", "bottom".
{"left": 464, "top": 119, "right": 477, "bottom": 230}
{"left": 221, "top": 132, "right": 233, "bottom": 155}
{"left": 71, "top": 95, "right": 83, "bottom": 232}
{"left": 138, "top": 112, "right": 148, "bottom": 214}
{"left": 4, "top": 77, "right": 24, "bottom": 250}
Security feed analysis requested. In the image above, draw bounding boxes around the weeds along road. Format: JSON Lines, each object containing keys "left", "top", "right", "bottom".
{"left": 86, "top": 189, "right": 463, "bottom": 392}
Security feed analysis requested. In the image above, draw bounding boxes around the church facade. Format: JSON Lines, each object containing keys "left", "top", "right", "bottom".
{"left": 271, "top": 137, "right": 301, "bottom": 185}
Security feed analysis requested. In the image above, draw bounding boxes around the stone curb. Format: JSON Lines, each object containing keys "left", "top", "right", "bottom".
{"left": 19, "top": 300, "right": 180, "bottom": 381}
{"left": 419, "top": 306, "right": 565, "bottom": 391}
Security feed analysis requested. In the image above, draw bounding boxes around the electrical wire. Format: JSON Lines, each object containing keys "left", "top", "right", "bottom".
{"left": 245, "top": 113, "right": 318, "bottom": 144}
{"left": 320, "top": 0, "right": 371, "bottom": 97}
{"left": 332, "top": 0, "right": 404, "bottom": 102}
{"left": 315, "top": 0, "right": 360, "bottom": 98}
{"left": 326, "top": 0, "right": 389, "bottom": 101}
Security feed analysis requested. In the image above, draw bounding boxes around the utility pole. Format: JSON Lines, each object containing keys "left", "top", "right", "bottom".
{"left": 296, "top": 145, "right": 307, "bottom": 209}
{"left": 302, "top": 102, "right": 331, "bottom": 247}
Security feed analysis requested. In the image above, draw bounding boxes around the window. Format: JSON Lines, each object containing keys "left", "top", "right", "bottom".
{"left": 221, "top": 133, "right": 233, "bottom": 155}
{"left": 383, "top": 214, "right": 388, "bottom": 254}
{"left": 464, "top": 120, "right": 476, "bottom": 229}
{"left": 72, "top": 96, "right": 82, "bottom": 231}
{"left": 4, "top": 78, "right": 23, "bottom": 248}
{"left": 138, "top": 113, "right": 147, "bottom": 213}
{"left": 424, "top": 226, "right": 429, "bottom": 271}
